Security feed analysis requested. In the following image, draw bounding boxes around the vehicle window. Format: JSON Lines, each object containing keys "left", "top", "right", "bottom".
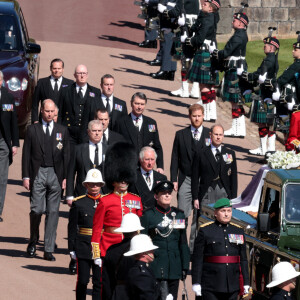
{"left": 263, "top": 187, "right": 280, "bottom": 231}
{"left": 284, "top": 184, "right": 300, "bottom": 223}
{"left": 0, "top": 14, "right": 21, "bottom": 50}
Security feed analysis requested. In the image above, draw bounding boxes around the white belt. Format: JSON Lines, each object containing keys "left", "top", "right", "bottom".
{"left": 224, "top": 56, "right": 246, "bottom": 61}
{"left": 167, "top": 2, "right": 176, "bottom": 7}
{"left": 203, "top": 39, "right": 212, "bottom": 46}
{"left": 185, "top": 14, "right": 197, "bottom": 23}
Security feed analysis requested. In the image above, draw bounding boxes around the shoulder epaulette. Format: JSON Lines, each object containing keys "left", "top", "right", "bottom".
{"left": 230, "top": 222, "right": 242, "bottom": 228}
{"left": 293, "top": 110, "right": 300, "bottom": 114}
{"left": 200, "top": 221, "right": 214, "bottom": 228}
{"left": 73, "top": 195, "right": 86, "bottom": 202}
{"left": 101, "top": 193, "right": 111, "bottom": 198}
{"left": 128, "top": 192, "right": 140, "bottom": 197}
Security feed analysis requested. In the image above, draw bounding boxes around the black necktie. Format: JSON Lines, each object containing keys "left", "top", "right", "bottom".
{"left": 78, "top": 87, "right": 83, "bottom": 99}
{"left": 106, "top": 97, "right": 111, "bottom": 113}
{"left": 94, "top": 144, "right": 99, "bottom": 166}
{"left": 46, "top": 123, "right": 50, "bottom": 137}
{"left": 54, "top": 78, "right": 58, "bottom": 95}
{"left": 102, "top": 133, "right": 107, "bottom": 145}
{"left": 135, "top": 117, "right": 139, "bottom": 131}
{"left": 215, "top": 148, "right": 221, "bottom": 162}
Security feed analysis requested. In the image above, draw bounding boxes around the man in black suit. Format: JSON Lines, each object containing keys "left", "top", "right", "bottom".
{"left": 129, "top": 147, "right": 166, "bottom": 209}
{"left": 114, "top": 92, "right": 164, "bottom": 173}
{"left": 66, "top": 120, "right": 107, "bottom": 206}
{"left": 0, "top": 70, "right": 19, "bottom": 222}
{"left": 170, "top": 104, "right": 210, "bottom": 253}
{"left": 22, "top": 99, "right": 70, "bottom": 261}
{"left": 81, "top": 74, "right": 127, "bottom": 137}
{"left": 31, "top": 58, "right": 73, "bottom": 123}
{"left": 191, "top": 124, "right": 237, "bottom": 211}
{"left": 58, "top": 64, "right": 101, "bottom": 145}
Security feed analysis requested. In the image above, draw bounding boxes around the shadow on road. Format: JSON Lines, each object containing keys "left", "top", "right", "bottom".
{"left": 59, "top": 211, "right": 69, "bottom": 219}
{"left": 148, "top": 108, "right": 187, "bottom": 118}
{"left": 17, "top": 191, "right": 30, "bottom": 197}
{"left": 122, "top": 84, "right": 170, "bottom": 95}
{"left": 0, "top": 248, "right": 27, "bottom": 257}
{"left": 113, "top": 67, "right": 148, "bottom": 77}
{"left": 109, "top": 20, "right": 143, "bottom": 30}
{"left": 98, "top": 35, "right": 137, "bottom": 46}
{"left": 111, "top": 53, "right": 147, "bottom": 63}
{"left": 0, "top": 236, "right": 28, "bottom": 244}
{"left": 23, "top": 265, "right": 69, "bottom": 275}
{"left": 150, "top": 97, "right": 190, "bottom": 109}
{"left": 7, "top": 179, "right": 23, "bottom": 186}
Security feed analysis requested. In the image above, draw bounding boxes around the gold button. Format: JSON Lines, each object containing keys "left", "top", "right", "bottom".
{"left": 67, "top": 118, "right": 69, "bottom": 120}
{"left": 79, "top": 123, "right": 81, "bottom": 126}
{"left": 68, "top": 124, "right": 70, "bottom": 127}
{"left": 226, "top": 246, "right": 228, "bottom": 248}
{"left": 66, "top": 112, "right": 68, "bottom": 114}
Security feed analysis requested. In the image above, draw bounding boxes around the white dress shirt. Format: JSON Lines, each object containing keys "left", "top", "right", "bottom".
{"left": 89, "top": 141, "right": 103, "bottom": 165}
{"left": 211, "top": 144, "right": 222, "bottom": 160}
{"left": 50, "top": 76, "right": 62, "bottom": 90}
{"left": 101, "top": 94, "right": 113, "bottom": 113}
{"left": 42, "top": 119, "right": 54, "bottom": 135}
{"left": 131, "top": 113, "right": 143, "bottom": 131}
{"left": 76, "top": 84, "right": 87, "bottom": 97}
{"left": 191, "top": 125, "right": 203, "bottom": 141}
{"left": 140, "top": 167, "right": 153, "bottom": 190}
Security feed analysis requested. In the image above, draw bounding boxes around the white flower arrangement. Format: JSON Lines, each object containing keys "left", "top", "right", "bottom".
{"left": 267, "top": 151, "right": 300, "bottom": 169}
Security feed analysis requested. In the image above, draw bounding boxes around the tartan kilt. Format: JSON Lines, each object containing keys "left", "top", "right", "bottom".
{"left": 250, "top": 98, "right": 274, "bottom": 124}
{"left": 222, "top": 69, "right": 241, "bottom": 103}
{"left": 188, "top": 50, "right": 218, "bottom": 85}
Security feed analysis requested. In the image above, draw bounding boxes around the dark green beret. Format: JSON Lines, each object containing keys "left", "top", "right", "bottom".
{"left": 153, "top": 180, "right": 174, "bottom": 194}
{"left": 213, "top": 198, "right": 232, "bottom": 209}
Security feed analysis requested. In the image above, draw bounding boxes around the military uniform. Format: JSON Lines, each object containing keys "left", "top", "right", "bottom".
{"left": 127, "top": 260, "right": 161, "bottom": 300}
{"left": 102, "top": 238, "right": 135, "bottom": 300}
{"left": 68, "top": 194, "right": 101, "bottom": 300}
{"left": 270, "top": 288, "right": 294, "bottom": 300}
{"left": 141, "top": 204, "right": 190, "bottom": 299}
{"left": 217, "top": 28, "right": 248, "bottom": 103}
{"left": 91, "top": 192, "right": 143, "bottom": 258}
{"left": 286, "top": 110, "right": 300, "bottom": 152}
{"left": 192, "top": 220, "right": 249, "bottom": 299}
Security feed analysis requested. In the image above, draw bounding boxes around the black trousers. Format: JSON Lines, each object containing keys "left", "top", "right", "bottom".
{"left": 197, "top": 290, "right": 239, "bottom": 300}
{"left": 158, "top": 279, "right": 179, "bottom": 300}
{"left": 76, "top": 258, "right": 101, "bottom": 300}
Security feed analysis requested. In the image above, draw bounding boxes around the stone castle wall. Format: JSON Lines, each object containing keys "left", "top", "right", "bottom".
{"left": 217, "top": 0, "right": 300, "bottom": 42}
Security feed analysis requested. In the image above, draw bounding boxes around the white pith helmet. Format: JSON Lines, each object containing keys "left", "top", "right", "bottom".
{"left": 114, "top": 213, "right": 144, "bottom": 233}
{"left": 82, "top": 169, "right": 105, "bottom": 186}
{"left": 123, "top": 234, "right": 158, "bottom": 256}
{"left": 266, "top": 261, "right": 300, "bottom": 288}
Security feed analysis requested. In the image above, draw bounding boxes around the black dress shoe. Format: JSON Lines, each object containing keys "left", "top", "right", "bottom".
{"left": 139, "top": 40, "right": 157, "bottom": 48}
{"left": 44, "top": 252, "right": 56, "bottom": 261}
{"left": 147, "top": 59, "right": 162, "bottom": 66}
{"left": 69, "top": 258, "right": 77, "bottom": 275}
{"left": 166, "top": 71, "right": 175, "bottom": 81}
{"left": 150, "top": 70, "right": 168, "bottom": 80}
{"left": 0, "top": 216, "right": 3, "bottom": 222}
{"left": 27, "top": 244, "right": 36, "bottom": 258}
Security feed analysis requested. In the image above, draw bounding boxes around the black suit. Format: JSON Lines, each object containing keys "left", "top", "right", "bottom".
{"left": 58, "top": 83, "right": 101, "bottom": 144}
{"left": 31, "top": 76, "right": 73, "bottom": 123}
{"left": 22, "top": 122, "right": 70, "bottom": 253}
{"left": 170, "top": 126, "right": 210, "bottom": 187}
{"left": 191, "top": 145, "right": 237, "bottom": 203}
{"left": 128, "top": 168, "right": 167, "bottom": 209}
{"left": 0, "top": 87, "right": 19, "bottom": 216}
{"left": 106, "top": 129, "right": 125, "bottom": 145}
{"left": 66, "top": 142, "right": 107, "bottom": 198}
{"left": 114, "top": 114, "right": 164, "bottom": 169}
{"left": 82, "top": 95, "right": 128, "bottom": 131}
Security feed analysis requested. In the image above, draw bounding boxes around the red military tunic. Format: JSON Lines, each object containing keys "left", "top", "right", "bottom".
{"left": 286, "top": 111, "right": 300, "bottom": 152}
{"left": 91, "top": 191, "right": 143, "bottom": 258}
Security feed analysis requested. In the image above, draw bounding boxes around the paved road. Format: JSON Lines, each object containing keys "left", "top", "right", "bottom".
{"left": 0, "top": 0, "right": 284, "bottom": 299}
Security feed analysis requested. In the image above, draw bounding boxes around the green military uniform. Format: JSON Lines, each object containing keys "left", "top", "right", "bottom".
{"left": 141, "top": 204, "right": 190, "bottom": 298}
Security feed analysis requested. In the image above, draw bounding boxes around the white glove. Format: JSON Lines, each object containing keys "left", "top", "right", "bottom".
{"left": 286, "top": 98, "right": 296, "bottom": 111}
{"left": 144, "top": 0, "right": 149, "bottom": 3}
{"left": 70, "top": 251, "right": 76, "bottom": 260}
{"left": 244, "top": 285, "right": 250, "bottom": 294}
{"left": 166, "top": 294, "right": 173, "bottom": 300}
{"left": 178, "top": 14, "right": 185, "bottom": 26}
{"left": 181, "top": 32, "right": 188, "bottom": 43}
{"left": 243, "top": 89, "right": 252, "bottom": 96}
{"left": 94, "top": 258, "right": 102, "bottom": 267}
{"left": 237, "top": 64, "right": 244, "bottom": 76}
{"left": 209, "top": 42, "right": 216, "bottom": 54}
{"left": 264, "top": 98, "right": 272, "bottom": 104}
{"left": 258, "top": 72, "right": 267, "bottom": 84}
{"left": 272, "top": 88, "right": 281, "bottom": 101}
{"left": 192, "top": 284, "right": 202, "bottom": 296}
{"left": 158, "top": 3, "right": 167, "bottom": 13}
